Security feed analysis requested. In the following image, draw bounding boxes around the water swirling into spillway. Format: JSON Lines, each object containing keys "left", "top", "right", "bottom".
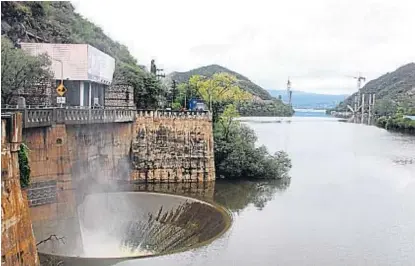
{"left": 35, "top": 192, "right": 232, "bottom": 266}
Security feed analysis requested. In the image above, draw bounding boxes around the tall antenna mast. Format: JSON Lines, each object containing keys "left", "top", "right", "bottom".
{"left": 287, "top": 77, "right": 292, "bottom": 107}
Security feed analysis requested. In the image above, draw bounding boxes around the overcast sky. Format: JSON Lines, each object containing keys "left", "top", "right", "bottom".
{"left": 72, "top": 0, "right": 415, "bottom": 95}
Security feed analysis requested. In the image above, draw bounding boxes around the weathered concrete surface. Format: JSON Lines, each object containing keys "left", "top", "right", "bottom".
{"left": 1, "top": 113, "right": 39, "bottom": 266}
{"left": 19, "top": 111, "right": 214, "bottom": 225}
{"left": 131, "top": 112, "right": 215, "bottom": 182}
{"left": 24, "top": 122, "right": 133, "bottom": 223}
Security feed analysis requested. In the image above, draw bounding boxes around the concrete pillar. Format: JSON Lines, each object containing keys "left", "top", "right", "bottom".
{"left": 80, "top": 82, "right": 84, "bottom": 107}
{"left": 17, "top": 97, "right": 26, "bottom": 109}
{"left": 361, "top": 93, "right": 365, "bottom": 124}
{"left": 354, "top": 95, "right": 358, "bottom": 113}
{"left": 368, "top": 94, "right": 372, "bottom": 117}
{"left": 89, "top": 82, "right": 92, "bottom": 108}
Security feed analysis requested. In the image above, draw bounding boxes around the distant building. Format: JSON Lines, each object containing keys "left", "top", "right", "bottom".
{"left": 20, "top": 43, "right": 116, "bottom": 108}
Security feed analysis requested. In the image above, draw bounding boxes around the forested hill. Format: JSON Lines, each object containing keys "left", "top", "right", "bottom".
{"left": 335, "top": 63, "right": 415, "bottom": 112}
{"left": 1, "top": 1, "right": 151, "bottom": 97}
{"left": 169, "top": 64, "right": 273, "bottom": 100}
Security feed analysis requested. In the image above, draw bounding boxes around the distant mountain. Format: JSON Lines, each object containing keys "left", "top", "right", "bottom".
{"left": 268, "top": 90, "right": 348, "bottom": 109}
{"left": 335, "top": 63, "right": 415, "bottom": 111}
{"left": 168, "top": 64, "right": 273, "bottom": 100}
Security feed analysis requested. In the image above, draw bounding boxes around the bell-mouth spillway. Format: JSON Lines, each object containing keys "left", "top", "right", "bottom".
{"left": 34, "top": 192, "right": 232, "bottom": 265}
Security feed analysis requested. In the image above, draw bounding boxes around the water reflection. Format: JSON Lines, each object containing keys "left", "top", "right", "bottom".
{"left": 119, "top": 179, "right": 292, "bottom": 213}
{"left": 214, "top": 179, "right": 291, "bottom": 212}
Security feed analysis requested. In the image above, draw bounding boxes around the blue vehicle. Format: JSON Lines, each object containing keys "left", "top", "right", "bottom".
{"left": 188, "top": 98, "right": 206, "bottom": 111}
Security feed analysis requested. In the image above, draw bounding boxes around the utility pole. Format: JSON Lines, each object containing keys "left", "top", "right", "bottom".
{"left": 156, "top": 68, "right": 165, "bottom": 80}
{"left": 209, "top": 88, "right": 212, "bottom": 112}
{"left": 150, "top": 59, "right": 165, "bottom": 80}
{"left": 368, "top": 93, "right": 372, "bottom": 124}
{"left": 171, "top": 80, "right": 177, "bottom": 108}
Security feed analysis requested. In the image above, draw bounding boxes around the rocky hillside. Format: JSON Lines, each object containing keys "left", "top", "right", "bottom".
{"left": 335, "top": 63, "right": 415, "bottom": 111}
{"left": 169, "top": 64, "right": 273, "bottom": 100}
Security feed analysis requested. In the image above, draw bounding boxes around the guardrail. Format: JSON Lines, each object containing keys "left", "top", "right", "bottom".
{"left": 136, "top": 110, "right": 211, "bottom": 119}
{"left": 2, "top": 108, "right": 136, "bottom": 128}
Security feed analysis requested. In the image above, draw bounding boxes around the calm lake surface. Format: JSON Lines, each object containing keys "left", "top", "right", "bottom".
{"left": 118, "top": 112, "right": 415, "bottom": 266}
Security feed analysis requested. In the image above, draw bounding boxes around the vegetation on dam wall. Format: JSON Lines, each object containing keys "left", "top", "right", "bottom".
{"left": 18, "top": 143, "right": 31, "bottom": 188}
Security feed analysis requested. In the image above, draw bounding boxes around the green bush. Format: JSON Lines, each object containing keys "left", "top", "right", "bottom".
{"left": 18, "top": 143, "right": 31, "bottom": 188}
{"left": 377, "top": 114, "right": 415, "bottom": 133}
{"left": 214, "top": 122, "right": 291, "bottom": 180}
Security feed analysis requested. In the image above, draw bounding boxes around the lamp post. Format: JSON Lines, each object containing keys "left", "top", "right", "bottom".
{"left": 51, "top": 58, "right": 64, "bottom": 86}
{"left": 51, "top": 58, "right": 64, "bottom": 107}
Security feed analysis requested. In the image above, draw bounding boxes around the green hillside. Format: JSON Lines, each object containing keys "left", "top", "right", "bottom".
{"left": 335, "top": 63, "right": 415, "bottom": 113}
{"left": 169, "top": 64, "right": 273, "bottom": 100}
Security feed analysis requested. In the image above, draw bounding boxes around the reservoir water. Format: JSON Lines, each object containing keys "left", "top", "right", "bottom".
{"left": 118, "top": 111, "right": 415, "bottom": 266}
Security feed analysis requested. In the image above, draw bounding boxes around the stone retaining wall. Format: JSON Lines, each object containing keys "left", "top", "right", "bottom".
{"left": 131, "top": 111, "right": 215, "bottom": 182}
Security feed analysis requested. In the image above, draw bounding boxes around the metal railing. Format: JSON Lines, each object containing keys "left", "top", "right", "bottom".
{"left": 2, "top": 108, "right": 136, "bottom": 128}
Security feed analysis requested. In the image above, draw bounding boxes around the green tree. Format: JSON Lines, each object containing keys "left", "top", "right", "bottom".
{"left": 214, "top": 121, "right": 291, "bottom": 180}
{"left": 1, "top": 36, "right": 52, "bottom": 104}
{"left": 218, "top": 104, "right": 240, "bottom": 141}
{"left": 169, "top": 81, "right": 199, "bottom": 109}
{"left": 373, "top": 99, "right": 398, "bottom": 116}
{"left": 188, "top": 73, "right": 252, "bottom": 122}
{"left": 139, "top": 74, "right": 163, "bottom": 109}
{"left": 189, "top": 73, "right": 252, "bottom": 110}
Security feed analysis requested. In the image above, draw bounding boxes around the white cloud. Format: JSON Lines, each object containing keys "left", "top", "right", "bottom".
{"left": 72, "top": 0, "right": 415, "bottom": 95}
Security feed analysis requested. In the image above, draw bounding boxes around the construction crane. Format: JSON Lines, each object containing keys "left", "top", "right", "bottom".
{"left": 345, "top": 72, "right": 366, "bottom": 113}
{"left": 347, "top": 72, "right": 366, "bottom": 91}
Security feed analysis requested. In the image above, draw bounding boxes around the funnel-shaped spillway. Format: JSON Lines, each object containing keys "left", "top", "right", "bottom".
{"left": 35, "top": 192, "right": 231, "bottom": 266}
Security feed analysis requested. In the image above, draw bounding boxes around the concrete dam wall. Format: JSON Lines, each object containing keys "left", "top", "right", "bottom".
{"left": 18, "top": 110, "right": 215, "bottom": 221}
{"left": 1, "top": 110, "right": 217, "bottom": 265}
